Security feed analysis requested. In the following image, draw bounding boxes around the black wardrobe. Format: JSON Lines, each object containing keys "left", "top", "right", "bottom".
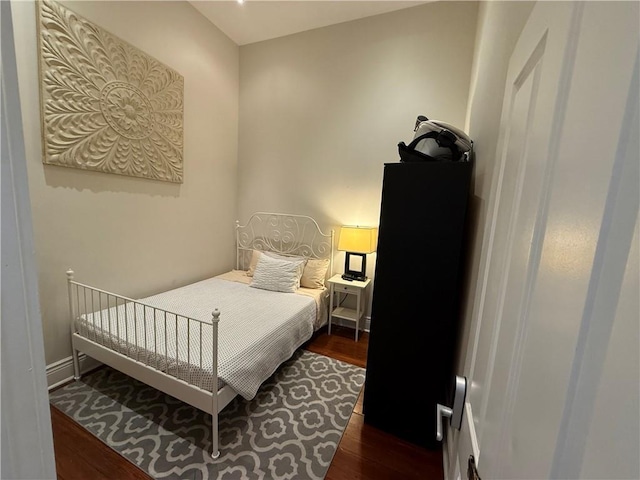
{"left": 363, "top": 161, "right": 472, "bottom": 449}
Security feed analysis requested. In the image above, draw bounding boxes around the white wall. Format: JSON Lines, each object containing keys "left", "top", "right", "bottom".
{"left": 455, "top": 0, "right": 535, "bottom": 373}
{"left": 11, "top": 0, "right": 239, "bottom": 365}
{"left": 237, "top": 2, "right": 478, "bottom": 289}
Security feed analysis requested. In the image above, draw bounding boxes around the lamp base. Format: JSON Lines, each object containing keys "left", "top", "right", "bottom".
{"left": 343, "top": 252, "right": 367, "bottom": 282}
{"left": 341, "top": 272, "right": 367, "bottom": 282}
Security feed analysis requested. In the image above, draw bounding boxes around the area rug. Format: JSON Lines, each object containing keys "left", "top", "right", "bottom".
{"left": 50, "top": 350, "right": 365, "bottom": 480}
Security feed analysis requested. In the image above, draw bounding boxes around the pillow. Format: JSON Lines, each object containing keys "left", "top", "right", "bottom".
{"left": 246, "top": 249, "right": 262, "bottom": 277}
{"left": 263, "top": 251, "right": 307, "bottom": 280}
{"left": 300, "top": 258, "right": 330, "bottom": 289}
{"left": 250, "top": 254, "right": 305, "bottom": 293}
{"left": 246, "top": 250, "right": 306, "bottom": 278}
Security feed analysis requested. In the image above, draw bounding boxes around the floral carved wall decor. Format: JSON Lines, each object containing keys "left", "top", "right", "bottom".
{"left": 37, "top": 0, "right": 184, "bottom": 183}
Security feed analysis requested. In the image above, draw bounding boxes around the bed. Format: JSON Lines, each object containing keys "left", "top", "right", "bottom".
{"left": 66, "top": 212, "right": 334, "bottom": 458}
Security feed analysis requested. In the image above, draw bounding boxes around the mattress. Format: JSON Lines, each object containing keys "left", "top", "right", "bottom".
{"left": 76, "top": 273, "right": 321, "bottom": 400}
{"left": 215, "top": 269, "right": 329, "bottom": 329}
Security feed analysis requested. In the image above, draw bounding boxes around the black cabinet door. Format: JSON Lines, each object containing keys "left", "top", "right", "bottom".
{"left": 363, "top": 161, "right": 472, "bottom": 449}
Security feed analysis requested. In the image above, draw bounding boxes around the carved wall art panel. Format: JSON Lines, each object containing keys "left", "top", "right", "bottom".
{"left": 37, "top": 0, "right": 184, "bottom": 183}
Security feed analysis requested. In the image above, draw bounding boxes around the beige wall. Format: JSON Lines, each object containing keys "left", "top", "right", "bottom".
{"left": 12, "top": 1, "right": 239, "bottom": 365}
{"left": 237, "top": 2, "right": 479, "bottom": 287}
{"left": 455, "top": 1, "right": 535, "bottom": 372}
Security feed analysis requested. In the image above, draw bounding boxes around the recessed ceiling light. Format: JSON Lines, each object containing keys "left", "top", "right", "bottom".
{"left": 237, "top": 0, "right": 244, "bottom": 4}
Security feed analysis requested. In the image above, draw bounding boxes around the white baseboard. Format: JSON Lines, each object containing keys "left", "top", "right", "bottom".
{"left": 46, "top": 354, "right": 102, "bottom": 391}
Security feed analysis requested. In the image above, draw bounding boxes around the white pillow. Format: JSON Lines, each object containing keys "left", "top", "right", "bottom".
{"left": 245, "top": 250, "right": 307, "bottom": 278}
{"left": 250, "top": 254, "right": 305, "bottom": 293}
{"left": 246, "top": 249, "right": 262, "bottom": 277}
{"left": 263, "top": 251, "right": 307, "bottom": 280}
{"left": 300, "top": 258, "right": 330, "bottom": 289}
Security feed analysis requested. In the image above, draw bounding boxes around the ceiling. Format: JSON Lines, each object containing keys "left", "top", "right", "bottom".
{"left": 190, "top": 1, "right": 430, "bottom": 46}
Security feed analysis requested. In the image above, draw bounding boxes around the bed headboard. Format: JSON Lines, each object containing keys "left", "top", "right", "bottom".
{"left": 236, "top": 212, "right": 334, "bottom": 275}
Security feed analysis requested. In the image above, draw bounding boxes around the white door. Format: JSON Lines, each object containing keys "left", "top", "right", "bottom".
{"left": 448, "top": 2, "right": 639, "bottom": 479}
{"left": 1, "top": 0, "right": 57, "bottom": 478}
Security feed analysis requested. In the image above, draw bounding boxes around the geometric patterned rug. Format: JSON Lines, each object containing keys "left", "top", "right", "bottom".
{"left": 50, "top": 349, "right": 365, "bottom": 480}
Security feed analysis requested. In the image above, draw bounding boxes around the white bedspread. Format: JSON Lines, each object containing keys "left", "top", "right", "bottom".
{"left": 76, "top": 276, "right": 317, "bottom": 400}
{"left": 215, "top": 269, "right": 329, "bottom": 329}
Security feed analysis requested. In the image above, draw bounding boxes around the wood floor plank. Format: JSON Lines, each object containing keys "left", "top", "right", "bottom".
{"left": 50, "top": 325, "right": 443, "bottom": 479}
{"left": 51, "top": 406, "right": 151, "bottom": 480}
{"left": 304, "top": 325, "right": 369, "bottom": 368}
{"left": 328, "top": 413, "right": 443, "bottom": 480}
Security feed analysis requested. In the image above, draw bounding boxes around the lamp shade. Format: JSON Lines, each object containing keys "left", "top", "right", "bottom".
{"left": 337, "top": 226, "right": 378, "bottom": 254}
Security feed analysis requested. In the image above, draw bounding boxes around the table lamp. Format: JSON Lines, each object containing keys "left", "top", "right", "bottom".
{"left": 338, "top": 226, "right": 378, "bottom": 281}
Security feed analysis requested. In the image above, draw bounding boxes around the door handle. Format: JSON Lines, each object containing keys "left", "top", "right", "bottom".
{"left": 436, "top": 404, "right": 453, "bottom": 441}
{"left": 436, "top": 375, "right": 467, "bottom": 441}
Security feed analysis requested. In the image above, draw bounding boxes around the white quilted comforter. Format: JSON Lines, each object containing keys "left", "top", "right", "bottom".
{"left": 76, "top": 275, "right": 318, "bottom": 400}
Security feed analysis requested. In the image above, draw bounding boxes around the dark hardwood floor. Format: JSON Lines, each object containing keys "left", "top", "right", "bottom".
{"left": 305, "top": 326, "right": 444, "bottom": 480}
{"left": 51, "top": 406, "right": 151, "bottom": 480}
{"left": 51, "top": 325, "right": 443, "bottom": 480}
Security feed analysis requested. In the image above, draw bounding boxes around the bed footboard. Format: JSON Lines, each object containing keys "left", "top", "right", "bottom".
{"left": 66, "top": 270, "right": 222, "bottom": 458}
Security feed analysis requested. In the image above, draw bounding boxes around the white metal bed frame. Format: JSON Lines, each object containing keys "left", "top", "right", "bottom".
{"left": 68, "top": 212, "right": 334, "bottom": 459}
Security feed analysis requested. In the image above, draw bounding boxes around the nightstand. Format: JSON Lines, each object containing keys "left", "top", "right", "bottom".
{"left": 327, "top": 274, "right": 371, "bottom": 341}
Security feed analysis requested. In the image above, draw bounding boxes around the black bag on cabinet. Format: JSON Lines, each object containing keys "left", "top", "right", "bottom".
{"left": 398, "top": 115, "right": 473, "bottom": 163}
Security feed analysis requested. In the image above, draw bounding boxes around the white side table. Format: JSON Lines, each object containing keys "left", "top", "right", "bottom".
{"left": 327, "top": 274, "right": 371, "bottom": 342}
